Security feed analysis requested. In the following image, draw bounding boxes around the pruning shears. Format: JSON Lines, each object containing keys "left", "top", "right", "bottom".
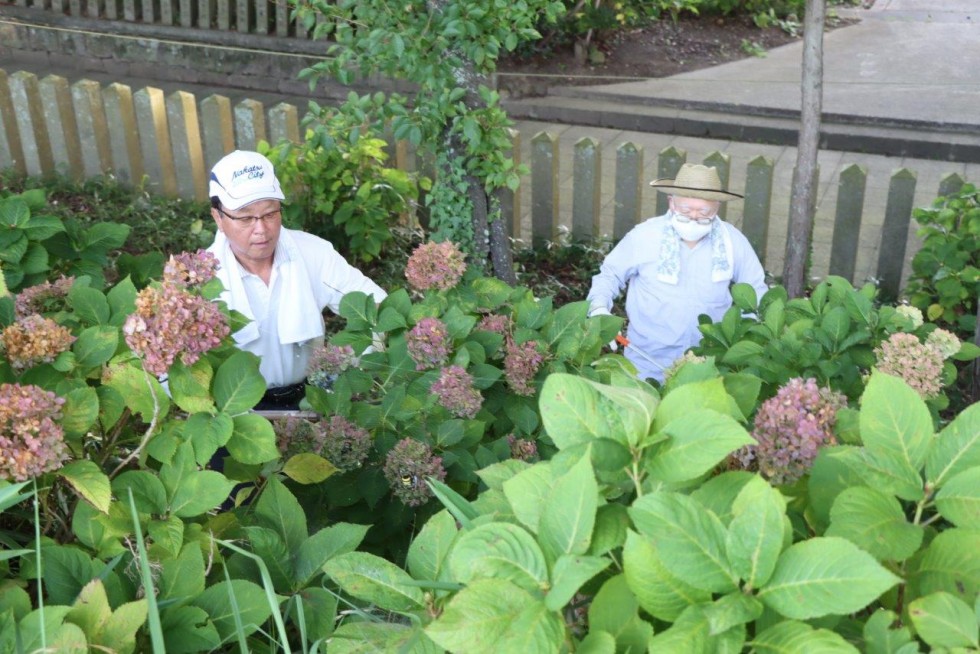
{"left": 614, "top": 334, "right": 665, "bottom": 373}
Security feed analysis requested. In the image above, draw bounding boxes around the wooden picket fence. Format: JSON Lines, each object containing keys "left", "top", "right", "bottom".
{"left": 7, "top": 0, "right": 319, "bottom": 38}
{"left": 0, "top": 68, "right": 970, "bottom": 301}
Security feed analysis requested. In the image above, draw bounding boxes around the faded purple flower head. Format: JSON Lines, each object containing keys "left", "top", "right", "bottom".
{"left": 874, "top": 332, "right": 945, "bottom": 399}
{"left": 321, "top": 416, "right": 373, "bottom": 472}
{"left": 383, "top": 438, "right": 446, "bottom": 507}
{"left": 124, "top": 282, "right": 230, "bottom": 376}
{"left": 0, "top": 383, "right": 68, "bottom": 482}
{"left": 308, "top": 343, "right": 356, "bottom": 390}
{"left": 14, "top": 276, "right": 75, "bottom": 318}
{"left": 163, "top": 250, "right": 219, "bottom": 288}
{"left": 431, "top": 365, "right": 483, "bottom": 419}
{"left": 1, "top": 314, "right": 76, "bottom": 370}
{"left": 507, "top": 434, "right": 538, "bottom": 462}
{"left": 477, "top": 313, "right": 511, "bottom": 337}
{"left": 405, "top": 240, "right": 467, "bottom": 291}
{"left": 504, "top": 339, "right": 545, "bottom": 396}
{"left": 275, "top": 417, "right": 326, "bottom": 459}
{"left": 406, "top": 317, "right": 451, "bottom": 371}
{"left": 734, "top": 377, "right": 847, "bottom": 486}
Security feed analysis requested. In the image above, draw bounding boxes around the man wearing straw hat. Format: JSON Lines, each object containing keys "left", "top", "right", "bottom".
{"left": 586, "top": 163, "right": 767, "bottom": 383}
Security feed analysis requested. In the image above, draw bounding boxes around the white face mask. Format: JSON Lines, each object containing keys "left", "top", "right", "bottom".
{"left": 670, "top": 211, "right": 714, "bottom": 242}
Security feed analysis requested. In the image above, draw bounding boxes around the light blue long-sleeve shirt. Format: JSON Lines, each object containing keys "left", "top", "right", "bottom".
{"left": 587, "top": 214, "right": 767, "bottom": 382}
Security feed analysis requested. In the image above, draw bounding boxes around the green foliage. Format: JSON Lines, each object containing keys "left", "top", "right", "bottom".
{"left": 261, "top": 98, "right": 422, "bottom": 263}
{"left": 905, "top": 183, "right": 980, "bottom": 339}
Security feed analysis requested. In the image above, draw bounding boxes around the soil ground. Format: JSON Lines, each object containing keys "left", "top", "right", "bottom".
{"left": 497, "top": 13, "right": 850, "bottom": 97}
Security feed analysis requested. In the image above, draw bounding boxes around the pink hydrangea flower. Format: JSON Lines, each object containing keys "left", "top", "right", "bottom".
{"left": 925, "top": 328, "right": 960, "bottom": 359}
{"left": 124, "top": 282, "right": 230, "bottom": 376}
{"left": 383, "top": 438, "right": 446, "bottom": 507}
{"left": 1, "top": 314, "right": 76, "bottom": 370}
{"left": 507, "top": 435, "right": 538, "bottom": 462}
{"left": 0, "top": 383, "right": 68, "bottom": 482}
{"left": 14, "top": 276, "right": 75, "bottom": 318}
{"left": 163, "top": 250, "right": 219, "bottom": 288}
{"left": 431, "top": 365, "right": 483, "bottom": 419}
{"left": 406, "top": 317, "right": 451, "bottom": 371}
{"left": 734, "top": 377, "right": 847, "bottom": 486}
{"left": 504, "top": 339, "right": 545, "bottom": 396}
{"left": 477, "top": 313, "right": 511, "bottom": 336}
{"left": 275, "top": 415, "right": 372, "bottom": 472}
{"left": 405, "top": 240, "right": 467, "bottom": 291}
{"left": 874, "top": 332, "right": 945, "bottom": 399}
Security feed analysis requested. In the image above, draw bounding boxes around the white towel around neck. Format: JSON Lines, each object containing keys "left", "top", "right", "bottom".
{"left": 656, "top": 218, "right": 734, "bottom": 285}
{"left": 210, "top": 229, "right": 325, "bottom": 347}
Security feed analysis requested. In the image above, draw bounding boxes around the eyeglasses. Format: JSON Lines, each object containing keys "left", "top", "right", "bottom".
{"left": 672, "top": 204, "right": 717, "bottom": 225}
{"left": 217, "top": 206, "right": 282, "bottom": 228}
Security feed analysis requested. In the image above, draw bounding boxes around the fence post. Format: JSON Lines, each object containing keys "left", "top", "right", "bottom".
{"left": 200, "top": 94, "right": 234, "bottom": 172}
{"left": 102, "top": 83, "right": 144, "bottom": 185}
{"left": 166, "top": 90, "right": 206, "bottom": 200}
{"left": 139, "top": 0, "right": 155, "bottom": 22}
{"left": 742, "top": 155, "right": 774, "bottom": 267}
{"left": 268, "top": 102, "right": 300, "bottom": 145}
{"left": 160, "top": 0, "right": 173, "bottom": 24}
{"left": 276, "top": 0, "right": 288, "bottom": 36}
{"left": 8, "top": 71, "right": 54, "bottom": 177}
{"left": 123, "top": 0, "right": 136, "bottom": 21}
{"left": 571, "top": 137, "right": 600, "bottom": 242}
{"left": 0, "top": 70, "right": 26, "bottom": 175}
{"left": 703, "top": 151, "right": 731, "bottom": 221}
{"left": 496, "top": 128, "right": 520, "bottom": 239}
{"left": 613, "top": 141, "right": 643, "bottom": 241}
{"left": 133, "top": 87, "right": 178, "bottom": 196}
{"left": 875, "top": 168, "right": 917, "bottom": 300}
{"left": 530, "top": 131, "right": 559, "bottom": 249}
{"left": 255, "top": 0, "right": 268, "bottom": 34}
{"left": 236, "top": 0, "right": 249, "bottom": 31}
{"left": 937, "top": 173, "right": 965, "bottom": 199}
{"left": 829, "top": 164, "right": 867, "bottom": 283}
{"left": 655, "top": 146, "right": 686, "bottom": 216}
{"left": 234, "top": 99, "right": 266, "bottom": 150}
{"left": 198, "top": 0, "right": 212, "bottom": 28}
{"left": 40, "top": 75, "right": 84, "bottom": 179}
{"left": 71, "top": 79, "right": 112, "bottom": 178}
{"left": 217, "top": 0, "right": 230, "bottom": 30}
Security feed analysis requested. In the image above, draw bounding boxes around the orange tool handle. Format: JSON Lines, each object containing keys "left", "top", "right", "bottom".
{"left": 615, "top": 334, "right": 630, "bottom": 347}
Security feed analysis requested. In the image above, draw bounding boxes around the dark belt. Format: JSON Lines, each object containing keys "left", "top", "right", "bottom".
{"left": 260, "top": 380, "right": 307, "bottom": 408}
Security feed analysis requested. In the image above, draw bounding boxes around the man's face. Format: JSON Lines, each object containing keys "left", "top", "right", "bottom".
{"left": 669, "top": 195, "right": 720, "bottom": 224}
{"left": 210, "top": 199, "right": 283, "bottom": 268}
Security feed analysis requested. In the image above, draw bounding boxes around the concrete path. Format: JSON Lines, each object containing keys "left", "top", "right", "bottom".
{"left": 504, "top": 0, "right": 980, "bottom": 162}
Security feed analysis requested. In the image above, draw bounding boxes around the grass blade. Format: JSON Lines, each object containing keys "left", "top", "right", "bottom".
{"left": 126, "top": 488, "right": 166, "bottom": 653}
{"left": 216, "top": 538, "right": 292, "bottom": 654}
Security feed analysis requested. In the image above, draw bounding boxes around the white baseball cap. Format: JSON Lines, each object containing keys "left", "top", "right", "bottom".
{"left": 209, "top": 150, "right": 285, "bottom": 210}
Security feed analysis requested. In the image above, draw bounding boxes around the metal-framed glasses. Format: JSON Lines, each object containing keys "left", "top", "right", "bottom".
{"left": 217, "top": 206, "right": 283, "bottom": 228}
{"left": 671, "top": 205, "right": 717, "bottom": 225}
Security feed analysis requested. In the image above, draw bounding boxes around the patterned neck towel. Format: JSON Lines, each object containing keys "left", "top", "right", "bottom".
{"left": 656, "top": 218, "right": 734, "bottom": 285}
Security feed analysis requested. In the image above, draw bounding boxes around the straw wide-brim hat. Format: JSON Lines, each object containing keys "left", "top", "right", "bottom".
{"left": 649, "top": 163, "right": 743, "bottom": 202}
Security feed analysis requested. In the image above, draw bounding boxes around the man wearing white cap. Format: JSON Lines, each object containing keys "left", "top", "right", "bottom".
{"left": 586, "top": 163, "right": 767, "bottom": 383}
{"left": 208, "top": 150, "right": 386, "bottom": 408}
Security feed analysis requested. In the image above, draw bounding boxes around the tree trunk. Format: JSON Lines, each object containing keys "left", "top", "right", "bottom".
{"left": 782, "top": 0, "right": 825, "bottom": 298}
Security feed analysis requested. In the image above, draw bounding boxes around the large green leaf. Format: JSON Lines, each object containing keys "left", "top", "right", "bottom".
{"left": 934, "top": 466, "right": 980, "bottom": 527}
{"left": 40, "top": 545, "right": 98, "bottom": 605}
{"left": 834, "top": 446, "right": 924, "bottom": 501}
{"left": 725, "top": 476, "right": 786, "bottom": 588}
{"left": 106, "top": 276, "right": 137, "bottom": 325}
{"left": 646, "top": 409, "right": 754, "bottom": 484}
{"left": 283, "top": 453, "right": 336, "bottom": 485}
{"left": 212, "top": 351, "right": 265, "bottom": 414}
{"left": 23, "top": 213, "right": 65, "bottom": 240}
{"left": 503, "top": 462, "right": 554, "bottom": 534}
{"left": 450, "top": 522, "right": 548, "bottom": 592}
{"left": 106, "top": 363, "right": 170, "bottom": 422}
{"left": 161, "top": 606, "right": 221, "bottom": 653}
{"left": 324, "top": 552, "right": 425, "bottom": 613}
{"left": 111, "top": 471, "right": 167, "bottom": 515}
{"left": 159, "top": 545, "right": 206, "bottom": 603}
{"left": 622, "top": 529, "right": 710, "bottom": 621}
{"left": 226, "top": 413, "right": 280, "bottom": 464}
{"left": 66, "top": 579, "right": 147, "bottom": 654}
{"left": 926, "top": 402, "right": 980, "bottom": 487}
{"left": 645, "top": 605, "right": 710, "bottom": 653}
{"left": 68, "top": 284, "right": 110, "bottom": 326}
{"left": 330, "top": 622, "right": 440, "bottom": 654}
{"left": 82, "top": 221, "right": 130, "bottom": 252}
{"left": 72, "top": 326, "right": 118, "bottom": 370}
{"left": 860, "top": 372, "right": 934, "bottom": 472}
{"left": 702, "top": 592, "right": 763, "bottom": 636}
{"left": 182, "top": 412, "right": 233, "bottom": 467}
{"left": 160, "top": 443, "right": 235, "bottom": 518}
{"left": 757, "top": 537, "right": 901, "bottom": 619}
{"left": 539, "top": 454, "right": 598, "bottom": 563}
{"left": 751, "top": 620, "right": 859, "bottom": 653}
{"left": 587, "top": 575, "right": 653, "bottom": 654}
{"left": 406, "top": 509, "right": 458, "bottom": 582}
{"left": 61, "top": 386, "right": 99, "bottom": 439}
{"left": 147, "top": 515, "right": 183, "bottom": 559}
{"left": 425, "top": 579, "right": 562, "bottom": 654}
{"left": 546, "top": 554, "right": 610, "bottom": 611}
{"left": 295, "top": 522, "right": 369, "bottom": 588}
{"left": 168, "top": 359, "right": 215, "bottom": 415}
{"left": 58, "top": 460, "right": 111, "bottom": 514}
{"left": 630, "top": 491, "right": 737, "bottom": 593}
{"left": 253, "top": 476, "right": 307, "bottom": 554}
{"left": 862, "top": 609, "right": 915, "bottom": 654}
{"left": 189, "top": 579, "right": 271, "bottom": 641}
{"left": 908, "top": 591, "right": 979, "bottom": 649}
{"left": 826, "top": 486, "right": 924, "bottom": 561}
{"left": 539, "top": 373, "right": 656, "bottom": 450}
{"left": 338, "top": 291, "right": 376, "bottom": 330}
{"left": 652, "top": 378, "right": 735, "bottom": 433}
{"left": 908, "top": 528, "right": 980, "bottom": 605}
